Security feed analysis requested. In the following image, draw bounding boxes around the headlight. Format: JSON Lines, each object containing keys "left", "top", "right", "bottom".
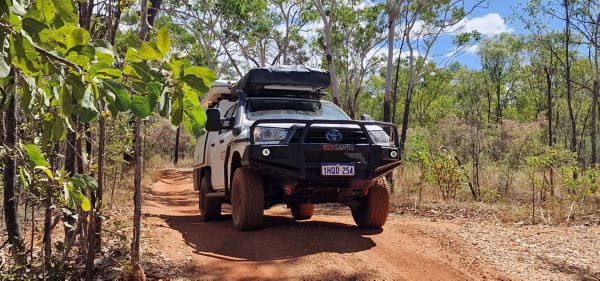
{"left": 368, "top": 130, "right": 391, "bottom": 145}
{"left": 253, "top": 127, "right": 289, "bottom": 142}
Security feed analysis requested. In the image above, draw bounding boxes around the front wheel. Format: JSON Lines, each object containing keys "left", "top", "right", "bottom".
{"left": 199, "top": 176, "right": 221, "bottom": 221}
{"left": 231, "top": 167, "right": 264, "bottom": 231}
{"left": 291, "top": 203, "right": 314, "bottom": 220}
{"left": 351, "top": 179, "right": 389, "bottom": 228}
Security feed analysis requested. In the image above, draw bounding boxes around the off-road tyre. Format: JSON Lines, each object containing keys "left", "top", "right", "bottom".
{"left": 199, "top": 176, "right": 221, "bottom": 221}
{"left": 231, "top": 167, "right": 264, "bottom": 231}
{"left": 351, "top": 179, "right": 389, "bottom": 228}
{"left": 291, "top": 203, "right": 314, "bottom": 220}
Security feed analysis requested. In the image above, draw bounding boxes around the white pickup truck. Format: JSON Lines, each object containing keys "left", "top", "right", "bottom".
{"left": 193, "top": 65, "right": 401, "bottom": 231}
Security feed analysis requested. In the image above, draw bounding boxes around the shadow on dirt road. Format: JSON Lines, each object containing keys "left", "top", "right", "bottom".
{"left": 160, "top": 212, "right": 382, "bottom": 261}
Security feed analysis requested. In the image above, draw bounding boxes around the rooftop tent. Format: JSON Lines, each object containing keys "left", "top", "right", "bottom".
{"left": 233, "top": 65, "right": 330, "bottom": 95}
{"left": 201, "top": 80, "right": 236, "bottom": 108}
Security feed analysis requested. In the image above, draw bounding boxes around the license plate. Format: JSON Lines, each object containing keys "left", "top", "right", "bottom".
{"left": 321, "top": 163, "right": 355, "bottom": 176}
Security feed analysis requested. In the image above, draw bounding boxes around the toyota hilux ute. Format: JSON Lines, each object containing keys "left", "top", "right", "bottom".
{"left": 193, "top": 65, "right": 401, "bottom": 231}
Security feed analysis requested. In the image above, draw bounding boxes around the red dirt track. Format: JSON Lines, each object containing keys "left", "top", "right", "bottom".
{"left": 142, "top": 169, "right": 508, "bottom": 280}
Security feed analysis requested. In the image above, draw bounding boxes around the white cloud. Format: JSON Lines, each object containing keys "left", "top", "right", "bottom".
{"left": 449, "top": 13, "right": 513, "bottom": 36}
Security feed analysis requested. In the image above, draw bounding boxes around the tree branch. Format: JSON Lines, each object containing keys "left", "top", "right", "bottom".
{"left": 32, "top": 45, "right": 82, "bottom": 73}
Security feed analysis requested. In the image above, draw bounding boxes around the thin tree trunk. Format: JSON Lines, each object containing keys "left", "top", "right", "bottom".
{"left": 64, "top": 116, "right": 77, "bottom": 244}
{"left": 565, "top": 0, "right": 577, "bottom": 153}
{"left": 399, "top": 40, "right": 416, "bottom": 152}
{"left": 545, "top": 67, "right": 553, "bottom": 146}
{"left": 1, "top": 77, "right": 25, "bottom": 264}
{"left": 383, "top": 15, "right": 396, "bottom": 123}
{"left": 131, "top": 0, "right": 150, "bottom": 276}
{"left": 496, "top": 82, "right": 501, "bottom": 122}
{"left": 131, "top": 118, "right": 143, "bottom": 271}
{"left": 173, "top": 125, "right": 181, "bottom": 165}
{"left": 591, "top": 79, "right": 598, "bottom": 164}
{"left": 314, "top": 0, "right": 340, "bottom": 106}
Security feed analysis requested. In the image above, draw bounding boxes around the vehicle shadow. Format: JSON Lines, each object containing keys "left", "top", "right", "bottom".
{"left": 160, "top": 211, "right": 381, "bottom": 262}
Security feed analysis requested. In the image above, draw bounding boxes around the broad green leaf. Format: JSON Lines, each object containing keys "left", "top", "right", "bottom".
{"left": 79, "top": 86, "right": 98, "bottom": 123}
{"left": 124, "top": 48, "right": 141, "bottom": 63}
{"left": 19, "top": 167, "right": 29, "bottom": 189}
{"left": 102, "top": 80, "right": 130, "bottom": 111}
{"left": 131, "top": 95, "right": 151, "bottom": 118}
{"left": 80, "top": 196, "right": 91, "bottom": 211}
{"left": 182, "top": 75, "right": 209, "bottom": 94}
{"left": 130, "top": 62, "right": 154, "bottom": 81}
{"left": 24, "top": 144, "right": 50, "bottom": 167}
{"left": 68, "top": 74, "right": 85, "bottom": 101}
{"left": 10, "top": 34, "right": 40, "bottom": 75}
{"left": 147, "top": 82, "right": 162, "bottom": 110}
{"left": 137, "top": 42, "right": 161, "bottom": 60}
{"left": 66, "top": 52, "right": 91, "bottom": 69}
{"left": 183, "top": 87, "right": 201, "bottom": 107}
{"left": 67, "top": 28, "right": 90, "bottom": 50}
{"left": 51, "top": 0, "right": 78, "bottom": 25}
{"left": 157, "top": 27, "right": 170, "bottom": 56}
{"left": 30, "top": 0, "right": 56, "bottom": 24}
{"left": 22, "top": 17, "right": 47, "bottom": 45}
{"left": 183, "top": 66, "right": 217, "bottom": 82}
{"left": 125, "top": 34, "right": 143, "bottom": 48}
{"left": 35, "top": 165, "right": 54, "bottom": 180}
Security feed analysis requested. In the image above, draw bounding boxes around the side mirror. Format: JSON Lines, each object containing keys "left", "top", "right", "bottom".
{"left": 360, "top": 114, "right": 373, "bottom": 121}
{"left": 205, "top": 108, "right": 222, "bottom": 131}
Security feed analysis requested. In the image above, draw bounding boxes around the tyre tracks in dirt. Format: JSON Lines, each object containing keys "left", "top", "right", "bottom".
{"left": 141, "top": 169, "right": 509, "bottom": 280}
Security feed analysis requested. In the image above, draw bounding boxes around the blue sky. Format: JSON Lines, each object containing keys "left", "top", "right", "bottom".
{"left": 432, "top": 0, "right": 559, "bottom": 69}
{"left": 433, "top": 0, "right": 521, "bottom": 68}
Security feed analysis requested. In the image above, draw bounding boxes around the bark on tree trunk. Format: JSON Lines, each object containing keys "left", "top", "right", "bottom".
{"left": 64, "top": 115, "right": 77, "bottom": 244}
{"left": 399, "top": 41, "right": 416, "bottom": 152}
{"left": 314, "top": 0, "right": 340, "bottom": 106}
{"left": 591, "top": 79, "right": 598, "bottom": 164}
{"left": 173, "top": 125, "right": 181, "bottom": 165}
{"left": 495, "top": 82, "right": 501, "bottom": 123}
{"left": 545, "top": 67, "right": 553, "bottom": 147}
{"left": 383, "top": 16, "right": 396, "bottom": 123}
{"left": 1, "top": 79, "right": 25, "bottom": 263}
{"left": 565, "top": 0, "right": 577, "bottom": 153}
{"left": 130, "top": 1, "right": 151, "bottom": 277}
{"left": 131, "top": 117, "right": 143, "bottom": 269}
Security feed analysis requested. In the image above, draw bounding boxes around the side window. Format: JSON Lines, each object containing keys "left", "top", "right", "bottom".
{"left": 219, "top": 102, "right": 237, "bottom": 134}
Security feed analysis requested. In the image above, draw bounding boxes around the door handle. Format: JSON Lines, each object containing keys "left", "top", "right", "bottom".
{"left": 219, "top": 139, "right": 224, "bottom": 144}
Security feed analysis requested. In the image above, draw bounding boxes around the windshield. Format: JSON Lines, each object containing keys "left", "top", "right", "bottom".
{"left": 246, "top": 99, "right": 350, "bottom": 120}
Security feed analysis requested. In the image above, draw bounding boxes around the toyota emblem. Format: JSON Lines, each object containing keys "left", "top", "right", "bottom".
{"left": 325, "top": 129, "right": 343, "bottom": 143}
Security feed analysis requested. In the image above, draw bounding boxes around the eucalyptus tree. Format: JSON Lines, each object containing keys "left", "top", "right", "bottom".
{"left": 330, "top": 1, "right": 386, "bottom": 118}
{"left": 479, "top": 33, "right": 521, "bottom": 123}
{"left": 313, "top": 0, "right": 341, "bottom": 106}
{"left": 383, "top": 0, "right": 402, "bottom": 124}
{"left": 569, "top": 0, "right": 600, "bottom": 165}
{"left": 397, "top": 0, "right": 487, "bottom": 151}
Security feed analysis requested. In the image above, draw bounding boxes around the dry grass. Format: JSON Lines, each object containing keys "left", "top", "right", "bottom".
{"left": 390, "top": 165, "right": 600, "bottom": 226}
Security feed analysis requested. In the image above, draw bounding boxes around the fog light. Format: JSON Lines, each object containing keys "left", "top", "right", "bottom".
{"left": 262, "top": 148, "right": 271, "bottom": 156}
{"left": 283, "top": 184, "right": 294, "bottom": 195}
{"left": 389, "top": 150, "right": 398, "bottom": 158}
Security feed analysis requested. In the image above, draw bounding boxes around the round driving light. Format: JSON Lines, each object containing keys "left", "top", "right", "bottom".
{"left": 262, "top": 148, "right": 271, "bottom": 156}
{"left": 389, "top": 150, "right": 398, "bottom": 158}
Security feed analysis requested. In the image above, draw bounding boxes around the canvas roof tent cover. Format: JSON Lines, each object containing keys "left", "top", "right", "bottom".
{"left": 232, "top": 65, "right": 330, "bottom": 95}
{"left": 201, "top": 80, "right": 236, "bottom": 108}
